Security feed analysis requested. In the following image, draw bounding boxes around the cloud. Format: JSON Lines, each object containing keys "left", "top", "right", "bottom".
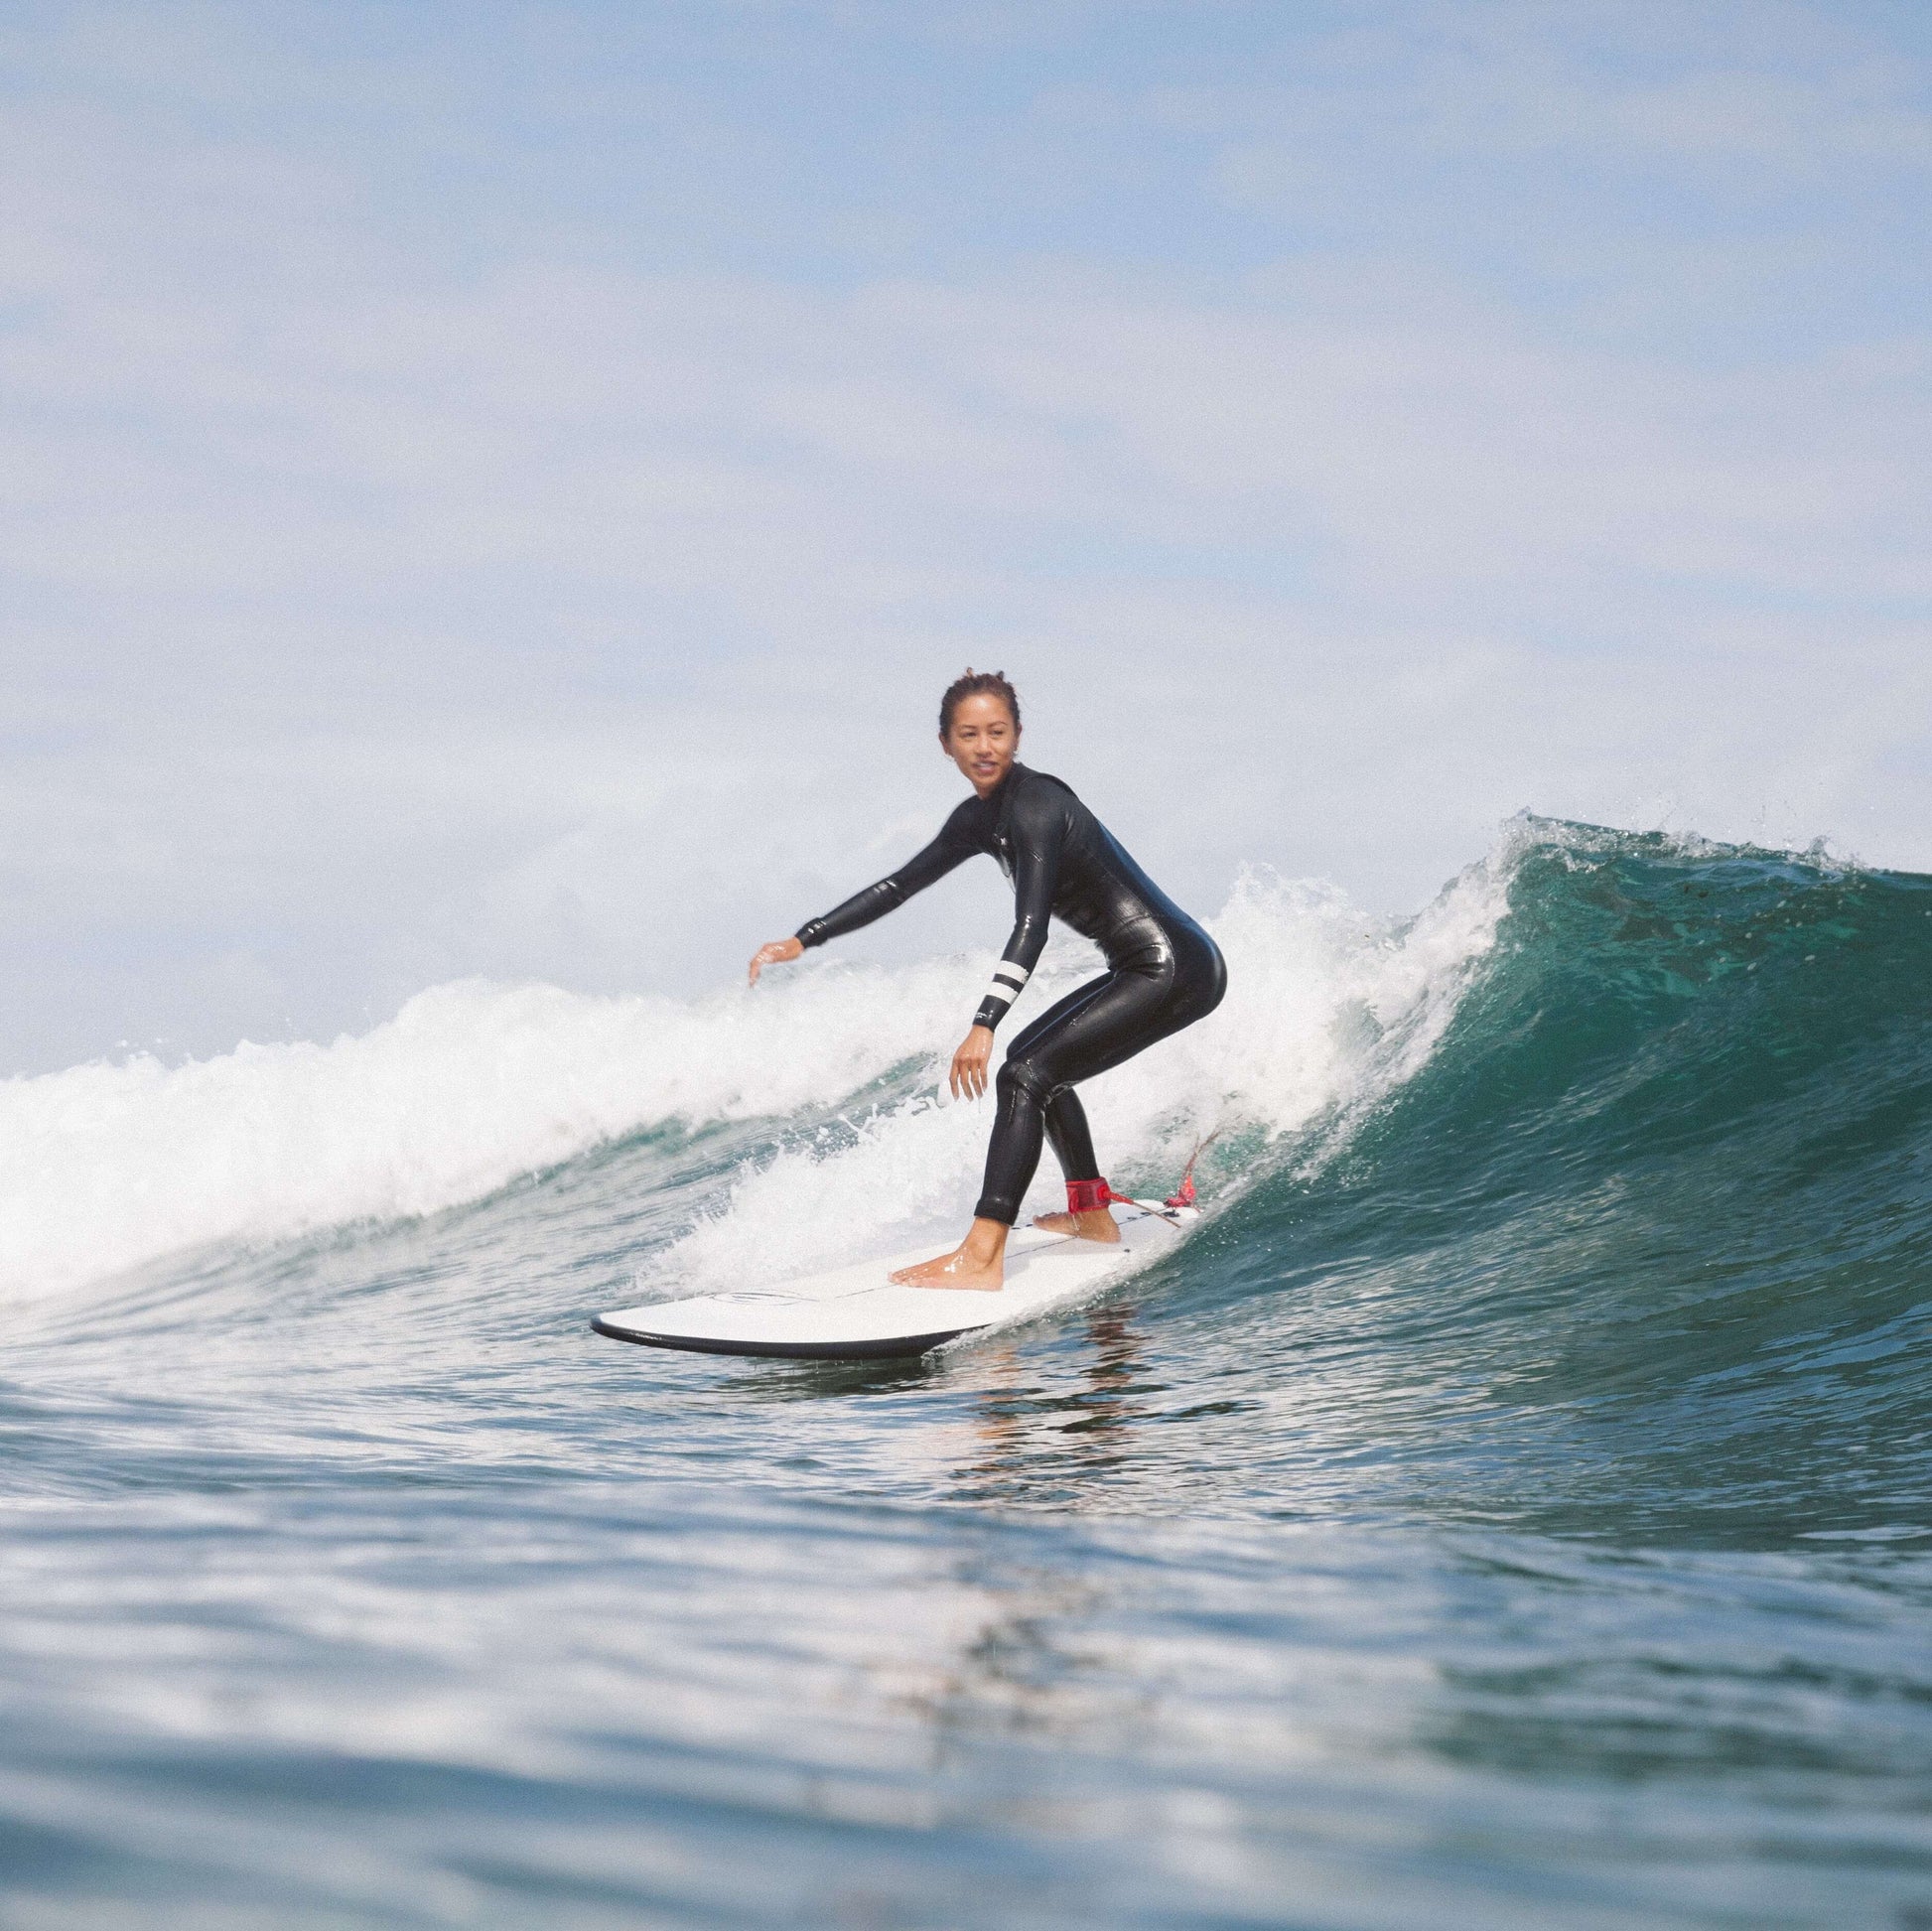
{"left": 0, "top": 0, "right": 1928, "bottom": 1072}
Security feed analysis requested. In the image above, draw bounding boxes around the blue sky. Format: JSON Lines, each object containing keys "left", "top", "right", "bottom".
{"left": 3, "top": 1, "right": 1930, "bottom": 1070}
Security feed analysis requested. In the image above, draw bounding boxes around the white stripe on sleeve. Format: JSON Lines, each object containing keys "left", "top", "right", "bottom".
{"left": 981, "top": 961, "right": 1031, "bottom": 1008}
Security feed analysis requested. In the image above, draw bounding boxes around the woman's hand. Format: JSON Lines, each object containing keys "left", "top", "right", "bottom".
{"left": 950, "top": 1026, "right": 996, "bottom": 1101}
{"left": 749, "top": 936, "right": 803, "bottom": 985}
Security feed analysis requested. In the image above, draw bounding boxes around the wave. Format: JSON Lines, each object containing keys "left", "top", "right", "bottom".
{"left": 0, "top": 855, "right": 1507, "bottom": 1304}
{"left": 1205, "top": 820, "right": 1932, "bottom": 1538}
{"left": 7, "top": 816, "right": 1927, "bottom": 1541}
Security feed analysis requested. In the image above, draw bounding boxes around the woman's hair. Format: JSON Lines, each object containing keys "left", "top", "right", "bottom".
{"left": 939, "top": 668, "right": 1021, "bottom": 738}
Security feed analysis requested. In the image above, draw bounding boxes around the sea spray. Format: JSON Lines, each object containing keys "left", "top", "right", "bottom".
{"left": 0, "top": 856, "right": 1509, "bottom": 1305}
{"left": 0, "top": 958, "right": 975, "bottom": 1303}
{"left": 659, "top": 858, "right": 1510, "bottom": 1294}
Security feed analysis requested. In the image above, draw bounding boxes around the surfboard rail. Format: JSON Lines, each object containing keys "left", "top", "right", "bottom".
{"left": 590, "top": 1314, "right": 973, "bottom": 1361}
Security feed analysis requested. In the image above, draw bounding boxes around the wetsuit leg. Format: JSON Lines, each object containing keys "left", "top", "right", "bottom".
{"left": 973, "top": 926, "right": 1226, "bottom": 1225}
{"left": 1041, "top": 1085, "right": 1100, "bottom": 1190}
{"left": 975, "top": 972, "right": 1140, "bottom": 1224}
{"left": 1004, "top": 972, "right": 1120, "bottom": 1160}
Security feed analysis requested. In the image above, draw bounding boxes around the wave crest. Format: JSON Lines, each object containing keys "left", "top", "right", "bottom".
{"left": 0, "top": 856, "right": 1509, "bottom": 1304}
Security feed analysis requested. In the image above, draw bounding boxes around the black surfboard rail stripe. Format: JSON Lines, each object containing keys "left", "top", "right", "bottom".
{"left": 590, "top": 1315, "right": 973, "bottom": 1362}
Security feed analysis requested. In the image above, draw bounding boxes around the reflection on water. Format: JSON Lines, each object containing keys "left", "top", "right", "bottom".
{"left": 955, "top": 1307, "right": 1154, "bottom": 1508}
{"left": 4, "top": 1473, "right": 1926, "bottom": 1928}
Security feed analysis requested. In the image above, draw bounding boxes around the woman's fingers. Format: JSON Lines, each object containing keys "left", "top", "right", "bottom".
{"left": 950, "top": 1034, "right": 991, "bottom": 1100}
{"left": 748, "top": 938, "right": 801, "bottom": 986}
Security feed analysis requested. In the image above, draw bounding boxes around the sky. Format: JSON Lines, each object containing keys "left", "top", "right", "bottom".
{"left": 2, "top": 0, "right": 1929, "bottom": 1073}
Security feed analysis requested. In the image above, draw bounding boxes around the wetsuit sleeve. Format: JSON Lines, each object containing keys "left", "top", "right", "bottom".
{"left": 795, "top": 807, "right": 977, "bottom": 949}
{"left": 972, "top": 784, "right": 1067, "bottom": 1032}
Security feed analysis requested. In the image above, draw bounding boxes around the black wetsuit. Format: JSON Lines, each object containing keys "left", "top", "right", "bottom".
{"left": 797, "top": 762, "right": 1226, "bottom": 1224}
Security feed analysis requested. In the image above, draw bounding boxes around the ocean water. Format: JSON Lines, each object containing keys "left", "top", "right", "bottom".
{"left": 2, "top": 819, "right": 1928, "bottom": 1929}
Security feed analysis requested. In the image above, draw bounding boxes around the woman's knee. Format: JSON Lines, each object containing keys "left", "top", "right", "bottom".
{"left": 995, "top": 1054, "right": 1055, "bottom": 1109}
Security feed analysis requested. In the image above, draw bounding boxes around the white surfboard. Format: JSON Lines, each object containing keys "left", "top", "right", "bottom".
{"left": 593, "top": 1201, "right": 1196, "bottom": 1361}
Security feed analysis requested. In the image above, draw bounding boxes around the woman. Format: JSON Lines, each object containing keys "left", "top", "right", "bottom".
{"left": 749, "top": 671, "right": 1226, "bottom": 1291}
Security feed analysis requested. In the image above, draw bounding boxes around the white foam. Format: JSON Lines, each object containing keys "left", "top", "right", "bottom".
{"left": 0, "top": 855, "right": 1510, "bottom": 1306}
{"left": 661, "top": 856, "right": 1509, "bottom": 1292}
{"left": 0, "top": 960, "right": 974, "bottom": 1305}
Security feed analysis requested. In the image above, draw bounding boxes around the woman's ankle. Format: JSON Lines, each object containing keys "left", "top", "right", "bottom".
{"left": 963, "top": 1216, "right": 1011, "bottom": 1262}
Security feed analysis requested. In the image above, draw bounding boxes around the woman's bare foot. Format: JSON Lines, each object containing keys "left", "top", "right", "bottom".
{"left": 1032, "top": 1207, "right": 1122, "bottom": 1243}
{"left": 891, "top": 1216, "right": 1010, "bottom": 1292}
{"left": 890, "top": 1246, "right": 1004, "bottom": 1291}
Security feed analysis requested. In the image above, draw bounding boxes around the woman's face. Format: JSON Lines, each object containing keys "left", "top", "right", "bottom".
{"left": 941, "top": 693, "right": 1019, "bottom": 795}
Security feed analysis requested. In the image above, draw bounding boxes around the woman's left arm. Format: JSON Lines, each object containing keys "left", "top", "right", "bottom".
{"left": 949, "top": 790, "right": 1066, "bottom": 1099}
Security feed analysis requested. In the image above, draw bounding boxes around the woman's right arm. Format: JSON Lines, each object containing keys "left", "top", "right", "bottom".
{"left": 749, "top": 813, "right": 973, "bottom": 984}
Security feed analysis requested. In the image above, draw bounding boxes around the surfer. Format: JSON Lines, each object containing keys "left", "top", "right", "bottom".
{"left": 748, "top": 670, "right": 1226, "bottom": 1291}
